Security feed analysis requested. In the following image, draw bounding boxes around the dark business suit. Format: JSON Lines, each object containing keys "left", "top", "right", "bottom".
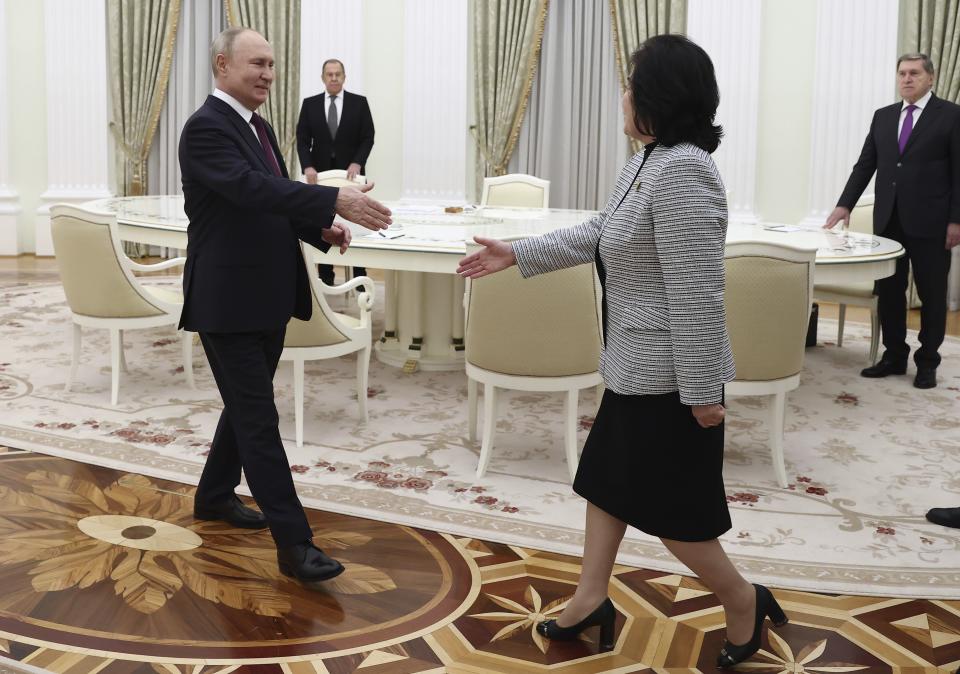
{"left": 296, "top": 90, "right": 374, "bottom": 174}
{"left": 179, "top": 94, "right": 338, "bottom": 547}
{"left": 837, "top": 93, "right": 960, "bottom": 368}
{"left": 297, "top": 90, "right": 374, "bottom": 284}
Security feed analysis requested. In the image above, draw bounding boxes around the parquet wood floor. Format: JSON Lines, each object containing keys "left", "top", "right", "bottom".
{"left": 0, "top": 448, "right": 956, "bottom": 673}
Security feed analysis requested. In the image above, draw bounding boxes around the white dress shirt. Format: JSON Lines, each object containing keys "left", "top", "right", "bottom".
{"left": 213, "top": 88, "right": 257, "bottom": 142}
{"left": 898, "top": 89, "right": 933, "bottom": 138}
{"left": 326, "top": 90, "right": 343, "bottom": 126}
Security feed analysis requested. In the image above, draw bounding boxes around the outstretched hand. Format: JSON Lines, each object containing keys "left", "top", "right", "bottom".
{"left": 334, "top": 182, "right": 392, "bottom": 231}
{"left": 457, "top": 236, "right": 517, "bottom": 279}
{"left": 321, "top": 221, "right": 352, "bottom": 254}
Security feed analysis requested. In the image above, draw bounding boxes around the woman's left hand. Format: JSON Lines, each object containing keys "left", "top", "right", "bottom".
{"left": 692, "top": 403, "right": 725, "bottom": 428}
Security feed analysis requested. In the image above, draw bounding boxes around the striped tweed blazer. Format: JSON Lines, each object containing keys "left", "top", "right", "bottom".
{"left": 513, "top": 142, "right": 735, "bottom": 405}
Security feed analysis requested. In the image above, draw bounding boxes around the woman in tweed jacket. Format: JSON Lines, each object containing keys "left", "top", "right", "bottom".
{"left": 458, "top": 35, "right": 788, "bottom": 668}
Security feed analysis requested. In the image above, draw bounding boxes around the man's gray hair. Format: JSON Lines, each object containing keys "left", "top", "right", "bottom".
{"left": 897, "top": 52, "right": 935, "bottom": 75}
{"left": 210, "top": 27, "right": 252, "bottom": 78}
{"left": 322, "top": 58, "right": 345, "bottom": 75}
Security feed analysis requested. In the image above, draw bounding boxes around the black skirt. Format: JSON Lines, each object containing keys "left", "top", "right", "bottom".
{"left": 573, "top": 388, "right": 731, "bottom": 542}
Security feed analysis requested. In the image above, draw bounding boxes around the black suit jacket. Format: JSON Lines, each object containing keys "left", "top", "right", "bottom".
{"left": 296, "top": 90, "right": 374, "bottom": 173}
{"left": 838, "top": 93, "right": 960, "bottom": 238}
{"left": 178, "top": 95, "right": 338, "bottom": 333}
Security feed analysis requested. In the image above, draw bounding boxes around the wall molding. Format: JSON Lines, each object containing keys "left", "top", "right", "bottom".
{"left": 0, "top": 0, "right": 21, "bottom": 254}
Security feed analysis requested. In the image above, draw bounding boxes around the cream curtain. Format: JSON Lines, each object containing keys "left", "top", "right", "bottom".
{"left": 608, "top": 0, "right": 686, "bottom": 152}
{"left": 473, "top": 0, "right": 550, "bottom": 191}
{"left": 900, "top": 0, "right": 960, "bottom": 309}
{"left": 108, "top": 0, "right": 182, "bottom": 196}
{"left": 224, "top": 0, "right": 301, "bottom": 173}
{"left": 107, "top": 0, "right": 181, "bottom": 257}
{"left": 508, "top": 0, "right": 628, "bottom": 210}
{"left": 148, "top": 0, "right": 223, "bottom": 197}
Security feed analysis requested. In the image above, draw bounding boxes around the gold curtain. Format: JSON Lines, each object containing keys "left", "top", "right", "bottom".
{"left": 608, "top": 0, "right": 686, "bottom": 152}
{"left": 224, "top": 0, "right": 301, "bottom": 173}
{"left": 107, "top": 0, "right": 181, "bottom": 257}
{"left": 473, "top": 0, "right": 549, "bottom": 191}
{"left": 900, "top": 0, "right": 960, "bottom": 102}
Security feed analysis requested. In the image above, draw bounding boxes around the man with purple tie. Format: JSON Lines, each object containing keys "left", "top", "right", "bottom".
{"left": 178, "top": 27, "right": 391, "bottom": 588}
{"left": 825, "top": 53, "right": 960, "bottom": 389}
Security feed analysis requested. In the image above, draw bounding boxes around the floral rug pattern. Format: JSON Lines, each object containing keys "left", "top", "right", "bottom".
{"left": 1, "top": 280, "right": 959, "bottom": 597}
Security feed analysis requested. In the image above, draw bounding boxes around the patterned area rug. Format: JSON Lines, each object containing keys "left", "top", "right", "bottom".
{"left": 1, "top": 279, "right": 958, "bottom": 598}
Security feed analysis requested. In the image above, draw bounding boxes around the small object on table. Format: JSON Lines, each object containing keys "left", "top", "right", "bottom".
{"left": 444, "top": 206, "right": 463, "bottom": 214}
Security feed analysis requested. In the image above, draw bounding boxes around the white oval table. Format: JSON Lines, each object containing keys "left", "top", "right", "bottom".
{"left": 85, "top": 196, "right": 904, "bottom": 370}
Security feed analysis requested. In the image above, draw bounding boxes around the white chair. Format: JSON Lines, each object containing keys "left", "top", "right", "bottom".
{"left": 309, "top": 168, "right": 368, "bottom": 189}
{"left": 464, "top": 240, "right": 602, "bottom": 481}
{"left": 724, "top": 241, "right": 816, "bottom": 488}
{"left": 308, "top": 170, "right": 368, "bottom": 286}
{"left": 50, "top": 204, "right": 194, "bottom": 406}
{"left": 813, "top": 195, "right": 879, "bottom": 363}
{"left": 480, "top": 173, "right": 550, "bottom": 208}
{"left": 280, "top": 243, "right": 374, "bottom": 447}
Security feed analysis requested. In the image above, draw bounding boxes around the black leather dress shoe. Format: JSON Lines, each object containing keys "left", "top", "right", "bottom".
{"left": 913, "top": 367, "right": 937, "bottom": 389}
{"left": 926, "top": 507, "right": 960, "bottom": 529}
{"left": 277, "top": 541, "right": 345, "bottom": 585}
{"left": 860, "top": 359, "right": 907, "bottom": 378}
{"left": 194, "top": 496, "right": 268, "bottom": 529}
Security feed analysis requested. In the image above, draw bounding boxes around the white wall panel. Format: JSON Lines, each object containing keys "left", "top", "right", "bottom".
{"left": 687, "top": 0, "right": 763, "bottom": 225}
{"left": 401, "top": 0, "right": 468, "bottom": 202}
{"left": 0, "top": 0, "right": 21, "bottom": 253}
{"left": 801, "top": 0, "right": 898, "bottom": 226}
{"left": 37, "top": 0, "right": 112, "bottom": 255}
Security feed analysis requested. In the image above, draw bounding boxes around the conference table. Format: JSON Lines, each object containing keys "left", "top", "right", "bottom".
{"left": 85, "top": 195, "right": 905, "bottom": 371}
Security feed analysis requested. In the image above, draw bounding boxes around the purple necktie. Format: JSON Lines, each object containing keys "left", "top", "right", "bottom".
{"left": 898, "top": 104, "right": 917, "bottom": 155}
{"left": 250, "top": 113, "right": 283, "bottom": 176}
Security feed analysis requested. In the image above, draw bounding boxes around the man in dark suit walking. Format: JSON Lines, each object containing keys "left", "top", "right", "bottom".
{"left": 178, "top": 27, "right": 391, "bottom": 588}
{"left": 826, "top": 53, "right": 960, "bottom": 389}
{"left": 297, "top": 59, "right": 375, "bottom": 286}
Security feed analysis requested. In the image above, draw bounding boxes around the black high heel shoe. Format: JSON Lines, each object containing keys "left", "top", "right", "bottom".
{"left": 717, "top": 584, "right": 788, "bottom": 668}
{"left": 536, "top": 597, "right": 616, "bottom": 652}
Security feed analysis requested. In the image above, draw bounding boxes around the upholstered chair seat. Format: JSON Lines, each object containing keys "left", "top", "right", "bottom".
{"left": 480, "top": 173, "right": 550, "bottom": 208}
{"left": 813, "top": 195, "right": 879, "bottom": 363}
{"left": 280, "top": 243, "right": 374, "bottom": 447}
{"left": 50, "top": 203, "right": 194, "bottom": 406}
{"left": 464, "top": 239, "right": 602, "bottom": 482}
{"left": 724, "top": 241, "right": 816, "bottom": 487}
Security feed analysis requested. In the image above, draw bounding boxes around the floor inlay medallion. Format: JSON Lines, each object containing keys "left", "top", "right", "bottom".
{"left": 0, "top": 451, "right": 957, "bottom": 673}
{"left": 0, "top": 453, "right": 478, "bottom": 664}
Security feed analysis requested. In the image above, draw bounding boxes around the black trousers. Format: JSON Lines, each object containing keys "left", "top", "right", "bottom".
{"left": 876, "top": 212, "right": 952, "bottom": 368}
{"left": 318, "top": 264, "right": 367, "bottom": 286}
{"left": 197, "top": 328, "right": 312, "bottom": 547}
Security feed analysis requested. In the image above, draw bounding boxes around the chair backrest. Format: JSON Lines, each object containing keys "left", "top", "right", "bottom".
{"left": 849, "top": 194, "right": 874, "bottom": 234}
{"left": 480, "top": 174, "right": 550, "bottom": 208}
{"left": 724, "top": 242, "right": 816, "bottom": 382}
{"left": 311, "top": 169, "right": 368, "bottom": 189}
{"left": 284, "top": 243, "right": 352, "bottom": 348}
{"left": 50, "top": 204, "right": 169, "bottom": 319}
{"left": 464, "top": 240, "right": 601, "bottom": 377}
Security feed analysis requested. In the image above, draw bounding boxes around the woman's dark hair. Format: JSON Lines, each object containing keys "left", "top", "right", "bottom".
{"left": 628, "top": 34, "right": 723, "bottom": 153}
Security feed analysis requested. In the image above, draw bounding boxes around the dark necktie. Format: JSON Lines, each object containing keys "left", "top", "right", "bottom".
{"left": 327, "top": 95, "right": 338, "bottom": 140}
{"left": 898, "top": 104, "right": 917, "bottom": 155}
{"left": 250, "top": 112, "right": 282, "bottom": 177}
